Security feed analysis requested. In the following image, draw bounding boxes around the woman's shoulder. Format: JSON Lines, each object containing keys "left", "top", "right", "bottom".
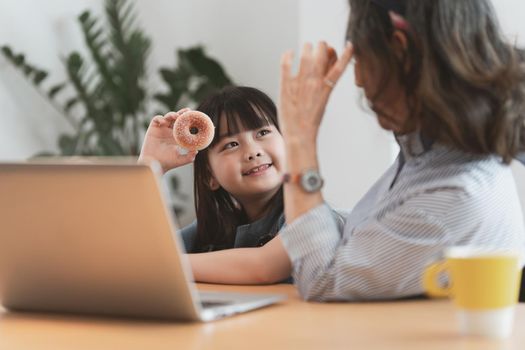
{"left": 410, "top": 146, "right": 515, "bottom": 192}
{"left": 388, "top": 146, "right": 520, "bottom": 220}
{"left": 404, "top": 152, "right": 523, "bottom": 234}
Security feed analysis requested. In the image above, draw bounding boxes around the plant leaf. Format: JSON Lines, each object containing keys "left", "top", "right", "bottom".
{"left": 32, "top": 151, "right": 57, "bottom": 157}
{"left": 33, "top": 70, "right": 48, "bottom": 85}
{"left": 13, "top": 53, "right": 25, "bottom": 66}
{"left": 1, "top": 45, "right": 14, "bottom": 59}
{"left": 58, "top": 134, "right": 78, "bottom": 155}
{"left": 23, "top": 64, "right": 34, "bottom": 76}
{"left": 106, "top": 0, "right": 151, "bottom": 116}
{"left": 48, "top": 82, "right": 67, "bottom": 98}
{"left": 64, "top": 97, "right": 79, "bottom": 112}
{"left": 78, "top": 10, "right": 90, "bottom": 23}
{"left": 97, "top": 132, "right": 125, "bottom": 155}
{"left": 190, "top": 82, "right": 218, "bottom": 103}
{"left": 183, "top": 46, "right": 233, "bottom": 87}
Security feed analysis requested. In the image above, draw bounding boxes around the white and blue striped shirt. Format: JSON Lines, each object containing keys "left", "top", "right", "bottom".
{"left": 280, "top": 132, "right": 525, "bottom": 301}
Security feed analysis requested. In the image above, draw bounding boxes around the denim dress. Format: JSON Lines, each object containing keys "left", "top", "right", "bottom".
{"left": 179, "top": 206, "right": 285, "bottom": 253}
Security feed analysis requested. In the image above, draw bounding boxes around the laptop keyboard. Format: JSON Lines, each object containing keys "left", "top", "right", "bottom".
{"left": 201, "top": 300, "right": 232, "bottom": 308}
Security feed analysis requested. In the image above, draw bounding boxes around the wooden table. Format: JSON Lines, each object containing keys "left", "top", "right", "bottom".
{"left": 1, "top": 283, "right": 524, "bottom": 349}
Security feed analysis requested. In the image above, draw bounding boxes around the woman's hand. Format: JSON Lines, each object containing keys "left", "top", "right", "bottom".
{"left": 279, "top": 41, "right": 353, "bottom": 145}
{"left": 139, "top": 108, "right": 198, "bottom": 174}
{"left": 279, "top": 41, "right": 354, "bottom": 222}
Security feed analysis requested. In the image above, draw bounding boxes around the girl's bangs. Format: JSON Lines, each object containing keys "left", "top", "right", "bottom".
{"left": 221, "top": 105, "right": 271, "bottom": 136}
{"left": 212, "top": 96, "right": 278, "bottom": 146}
{"left": 195, "top": 86, "right": 279, "bottom": 148}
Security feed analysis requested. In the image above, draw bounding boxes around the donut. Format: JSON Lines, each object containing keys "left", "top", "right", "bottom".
{"left": 173, "top": 110, "right": 215, "bottom": 151}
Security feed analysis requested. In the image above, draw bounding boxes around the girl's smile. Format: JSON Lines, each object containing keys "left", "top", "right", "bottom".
{"left": 242, "top": 163, "right": 273, "bottom": 176}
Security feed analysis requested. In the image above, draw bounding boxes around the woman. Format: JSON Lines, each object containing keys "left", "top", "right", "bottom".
{"left": 190, "top": 0, "right": 525, "bottom": 302}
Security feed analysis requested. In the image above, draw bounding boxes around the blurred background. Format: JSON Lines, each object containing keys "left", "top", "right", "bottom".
{"left": 1, "top": 0, "right": 524, "bottom": 227}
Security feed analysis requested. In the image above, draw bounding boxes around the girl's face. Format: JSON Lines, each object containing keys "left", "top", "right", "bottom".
{"left": 354, "top": 56, "right": 411, "bottom": 134}
{"left": 207, "top": 118, "right": 285, "bottom": 205}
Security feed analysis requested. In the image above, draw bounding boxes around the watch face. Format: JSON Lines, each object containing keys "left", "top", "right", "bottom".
{"left": 301, "top": 169, "right": 324, "bottom": 193}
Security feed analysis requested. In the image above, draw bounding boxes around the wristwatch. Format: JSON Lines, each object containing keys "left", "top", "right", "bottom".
{"left": 283, "top": 169, "right": 324, "bottom": 193}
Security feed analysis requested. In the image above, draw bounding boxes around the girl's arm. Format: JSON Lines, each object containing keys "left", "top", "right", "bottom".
{"left": 188, "top": 236, "right": 292, "bottom": 284}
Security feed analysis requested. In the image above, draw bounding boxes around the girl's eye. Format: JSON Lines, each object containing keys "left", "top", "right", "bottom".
{"left": 223, "top": 141, "right": 239, "bottom": 150}
{"left": 257, "top": 129, "right": 271, "bottom": 137}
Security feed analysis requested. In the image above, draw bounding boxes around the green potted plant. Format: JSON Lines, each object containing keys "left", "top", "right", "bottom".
{"left": 1, "top": 0, "right": 233, "bottom": 214}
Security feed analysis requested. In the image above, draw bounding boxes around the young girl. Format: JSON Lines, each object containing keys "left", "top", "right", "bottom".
{"left": 140, "top": 86, "right": 290, "bottom": 280}
{"left": 182, "top": 0, "right": 525, "bottom": 299}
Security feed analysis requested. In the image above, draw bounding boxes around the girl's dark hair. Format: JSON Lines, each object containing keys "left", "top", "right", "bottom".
{"left": 347, "top": 0, "right": 525, "bottom": 163}
{"left": 192, "top": 86, "right": 283, "bottom": 252}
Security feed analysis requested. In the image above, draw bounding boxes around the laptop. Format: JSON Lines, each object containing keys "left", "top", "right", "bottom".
{"left": 0, "top": 159, "right": 286, "bottom": 321}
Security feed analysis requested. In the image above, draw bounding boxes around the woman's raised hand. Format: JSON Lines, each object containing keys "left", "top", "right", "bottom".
{"left": 139, "top": 108, "right": 199, "bottom": 174}
{"left": 279, "top": 41, "right": 353, "bottom": 145}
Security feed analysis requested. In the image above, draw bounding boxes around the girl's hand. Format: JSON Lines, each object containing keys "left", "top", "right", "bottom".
{"left": 279, "top": 41, "right": 353, "bottom": 145}
{"left": 139, "top": 108, "right": 199, "bottom": 174}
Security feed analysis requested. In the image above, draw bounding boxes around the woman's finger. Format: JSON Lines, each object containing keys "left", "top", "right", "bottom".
{"left": 280, "top": 50, "right": 294, "bottom": 81}
{"left": 314, "top": 41, "right": 330, "bottom": 75}
{"left": 298, "top": 42, "right": 314, "bottom": 78}
{"left": 326, "top": 46, "right": 338, "bottom": 72}
{"left": 324, "top": 42, "right": 354, "bottom": 87}
{"left": 314, "top": 42, "right": 338, "bottom": 77}
{"left": 280, "top": 50, "right": 295, "bottom": 98}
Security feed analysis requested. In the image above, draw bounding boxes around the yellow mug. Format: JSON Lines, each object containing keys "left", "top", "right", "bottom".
{"left": 423, "top": 246, "right": 522, "bottom": 338}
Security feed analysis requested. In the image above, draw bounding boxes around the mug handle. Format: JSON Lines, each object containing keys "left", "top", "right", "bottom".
{"left": 423, "top": 260, "right": 451, "bottom": 298}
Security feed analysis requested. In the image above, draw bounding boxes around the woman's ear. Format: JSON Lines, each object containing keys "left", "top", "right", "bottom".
{"left": 391, "top": 29, "right": 410, "bottom": 73}
{"left": 209, "top": 176, "right": 220, "bottom": 191}
{"left": 391, "top": 30, "right": 408, "bottom": 59}
{"left": 389, "top": 10, "right": 409, "bottom": 60}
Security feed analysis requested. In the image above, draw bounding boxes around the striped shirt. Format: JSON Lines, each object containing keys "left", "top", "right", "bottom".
{"left": 280, "top": 131, "right": 525, "bottom": 301}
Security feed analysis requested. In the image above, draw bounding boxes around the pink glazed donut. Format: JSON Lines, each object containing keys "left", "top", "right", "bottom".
{"left": 173, "top": 111, "right": 215, "bottom": 151}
